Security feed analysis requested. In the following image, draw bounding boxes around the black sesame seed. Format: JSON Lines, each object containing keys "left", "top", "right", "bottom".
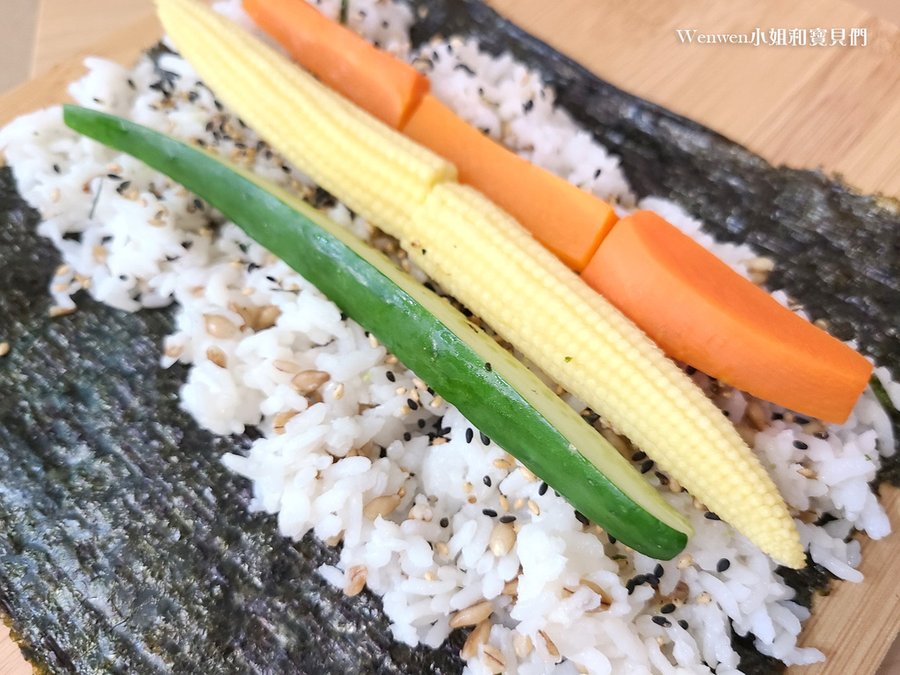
{"left": 607, "top": 534, "right": 617, "bottom": 545}
{"left": 499, "top": 515, "right": 516, "bottom": 524}
{"left": 386, "top": 371, "right": 396, "bottom": 382}
{"left": 814, "top": 431, "right": 830, "bottom": 440}
{"left": 705, "top": 511, "right": 720, "bottom": 521}
{"left": 625, "top": 579, "right": 636, "bottom": 595}
{"left": 402, "top": 432, "right": 411, "bottom": 441}
{"left": 107, "top": 173, "right": 121, "bottom": 180}
{"left": 793, "top": 440, "right": 809, "bottom": 450}
{"left": 582, "top": 410, "right": 600, "bottom": 424}
{"left": 716, "top": 558, "right": 731, "bottom": 573}
{"left": 465, "top": 428, "right": 474, "bottom": 444}
{"left": 593, "top": 168, "right": 602, "bottom": 179}
{"left": 407, "top": 398, "right": 419, "bottom": 411}
{"left": 652, "top": 616, "right": 671, "bottom": 627}
{"left": 187, "top": 90, "right": 199, "bottom": 103}
{"left": 685, "top": 366, "right": 697, "bottom": 375}
{"left": 538, "top": 482, "right": 549, "bottom": 496}
{"left": 417, "top": 419, "right": 426, "bottom": 429}
{"left": 640, "top": 459, "right": 654, "bottom": 474}
{"left": 485, "top": 362, "right": 492, "bottom": 372}
{"left": 722, "top": 409, "right": 731, "bottom": 417}
{"left": 482, "top": 509, "right": 498, "bottom": 518}
{"left": 772, "top": 412, "right": 784, "bottom": 421}
{"left": 115, "top": 181, "right": 131, "bottom": 195}
{"left": 631, "top": 451, "right": 647, "bottom": 462}
{"left": 660, "top": 602, "right": 676, "bottom": 614}
{"left": 193, "top": 198, "right": 204, "bottom": 210}
{"left": 453, "top": 63, "right": 476, "bottom": 75}
{"left": 439, "top": 517, "right": 449, "bottom": 528}
{"left": 127, "top": 78, "right": 136, "bottom": 89}
{"left": 52, "top": 163, "right": 61, "bottom": 174}
{"left": 795, "top": 416, "right": 810, "bottom": 425}
{"left": 483, "top": 476, "right": 492, "bottom": 487}
{"left": 678, "top": 620, "right": 689, "bottom": 629}
{"left": 646, "top": 574, "right": 660, "bottom": 587}
{"left": 654, "top": 564, "right": 664, "bottom": 579}
{"left": 574, "top": 510, "right": 589, "bottom": 526}
{"left": 480, "top": 432, "right": 490, "bottom": 445}
{"left": 655, "top": 471, "right": 670, "bottom": 486}
{"left": 523, "top": 99, "right": 534, "bottom": 112}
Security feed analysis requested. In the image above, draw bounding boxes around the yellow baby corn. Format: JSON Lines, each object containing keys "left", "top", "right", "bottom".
{"left": 156, "top": 0, "right": 455, "bottom": 232}
{"left": 156, "top": 0, "right": 804, "bottom": 568}
{"left": 406, "top": 184, "right": 803, "bottom": 567}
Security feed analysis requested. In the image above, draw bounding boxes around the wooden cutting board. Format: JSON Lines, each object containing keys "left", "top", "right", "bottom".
{"left": 1, "top": 2, "right": 898, "bottom": 674}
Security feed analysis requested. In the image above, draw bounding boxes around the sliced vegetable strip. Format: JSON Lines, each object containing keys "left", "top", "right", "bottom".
{"left": 63, "top": 104, "right": 692, "bottom": 559}
{"left": 581, "top": 211, "right": 873, "bottom": 423}
{"left": 243, "top": 0, "right": 429, "bottom": 129}
{"left": 402, "top": 94, "right": 618, "bottom": 270}
{"left": 242, "top": 0, "right": 617, "bottom": 270}
{"left": 157, "top": 0, "right": 804, "bottom": 568}
{"left": 158, "top": 0, "right": 454, "bottom": 234}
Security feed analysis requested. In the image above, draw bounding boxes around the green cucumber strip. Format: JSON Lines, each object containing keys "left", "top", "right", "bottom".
{"left": 64, "top": 104, "right": 691, "bottom": 559}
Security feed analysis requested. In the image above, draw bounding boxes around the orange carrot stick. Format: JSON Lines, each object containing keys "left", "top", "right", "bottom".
{"left": 244, "top": 1, "right": 617, "bottom": 270}
{"left": 244, "top": 2, "right": 871, "bottom": 420}
{"left": 242, "top": 0, "right": 429, "bottom": 128}
{"left": 402, "top": 94, "right": 618, "bottom": 271}
{"left": 580, "top": 211, "right": 873, "bottom": 423}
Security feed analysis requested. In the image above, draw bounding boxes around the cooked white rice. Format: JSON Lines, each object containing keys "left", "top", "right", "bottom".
{"left": 0, "top": 1, "right": 896, "bottom": 673}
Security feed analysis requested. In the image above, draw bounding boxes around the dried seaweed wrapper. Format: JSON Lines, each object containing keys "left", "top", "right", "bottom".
{"left": 0, "top": 0, "right": 898, "bottom": 673}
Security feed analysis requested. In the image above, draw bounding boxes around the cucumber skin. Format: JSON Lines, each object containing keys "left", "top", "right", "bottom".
{"left": 64, "top": 104, "right": 687, "bottom": 559}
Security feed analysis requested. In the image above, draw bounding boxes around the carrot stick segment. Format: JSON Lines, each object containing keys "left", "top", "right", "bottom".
{"left": 242, "top": 0, "right": 429, "bottom": 128}
{"left": 402, "top": 94, "right": 618, "bottom": 270}
{"left": 245, "top": 1, "right": 617, "bottom": 269}
{"left": 580, "top": 210, "right": 873, "bottom": 423}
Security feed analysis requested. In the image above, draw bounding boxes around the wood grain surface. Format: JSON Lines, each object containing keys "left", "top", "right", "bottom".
{"left": 1, "top": 1, "right": 899, "bottom": 674}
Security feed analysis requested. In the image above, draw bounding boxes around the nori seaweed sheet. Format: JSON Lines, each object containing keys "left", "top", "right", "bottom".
{"left": 0, "top": 0, "right": 897, "bottom": 673}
